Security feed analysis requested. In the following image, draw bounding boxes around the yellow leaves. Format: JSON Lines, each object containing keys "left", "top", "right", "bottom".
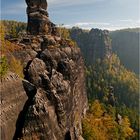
{"left": 9, "top": 56, "right": 24, "bottom": 78}
{"left": 120, "top": 117, "right": 134, "bottom": 138}
{"left": 82, "top": 118, "right": 96, "bottom": 140}
{"left": 83, "top": 100, "right": 110, "bottom": 140}
{"left": 67, "top": 39, "right": 78, "bottom": 47}
{"left": 83, "top": 115, "right": 112, "bottom": 140}
{"left": 0, "top": 22, "right": 6, "bottom": 41}
{"left": 0, "top": 22, "right": 6, "bottom": 53}
{"left": 57, "top": 27, "right": 70, "bottom": 39}
{"left": 82, "top": 100, "right": 134, "bottom": 140}
{"left": 0, "top": 22, "right": 23, "bottom": 78}
{"left": 89, "top": 100, "right": 104, "bottom": 117}
{"left": 0, "top": 21, "right": 21, "bottom": 56}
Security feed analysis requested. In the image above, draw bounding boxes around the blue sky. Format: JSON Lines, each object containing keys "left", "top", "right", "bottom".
{"left": 1, "top": 0, "right": 140, "bottom": 30}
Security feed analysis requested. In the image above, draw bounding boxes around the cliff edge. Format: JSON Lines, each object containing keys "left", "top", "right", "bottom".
{"left": 0, "top": 0, "right": 88, "bottom": 140}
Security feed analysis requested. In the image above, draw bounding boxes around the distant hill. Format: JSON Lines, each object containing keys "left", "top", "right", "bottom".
{"left": 110, "top": 28, "right": 139, "bottom": 74}
{"left": 111, "top": 28, "right": 140, "bottom": 33}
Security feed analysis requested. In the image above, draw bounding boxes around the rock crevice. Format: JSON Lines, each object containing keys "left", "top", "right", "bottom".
{"left": 1, "top": 1, "right": 88, "bottom": 140}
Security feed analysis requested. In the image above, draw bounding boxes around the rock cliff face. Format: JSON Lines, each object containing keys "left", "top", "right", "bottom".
{"left": 1, "top": 1, "right": 88, "bottom": 140}
{"left": 70, "top": 28, "right": 112, "bottom": 65}
{"left": 26, "top": 0, "right": 57, "bottom": 36}
{"left": 0, "top": 73, "right": 28, "bottom": 140}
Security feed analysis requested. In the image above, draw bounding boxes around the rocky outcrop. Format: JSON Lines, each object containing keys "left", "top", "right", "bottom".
{"left": 1, "top": 0, "right": 88, "bottom": 140}
{"left": 15, "top": 46, "right": 87, "bottom": 140}
{"left": 70, "top": 28, "right": 112, "bottom": 65}
{"left": 0, "top": 73, "right": 28, "bottom": 140}
{"left": 26, "top": 0, "right": 57, "bottom": 36}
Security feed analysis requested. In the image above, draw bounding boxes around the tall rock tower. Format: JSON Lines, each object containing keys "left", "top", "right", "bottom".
{"left": 26, "top": 0, "right": 57, "bottom": 35}
{"left": 0, "top": 0, "right": 88, "bottom": 140}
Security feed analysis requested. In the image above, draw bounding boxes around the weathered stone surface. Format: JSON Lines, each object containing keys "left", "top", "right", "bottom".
{"left": 26, "top": 0, "right": 58, "bottom": 35}
{"left": 26, "top": 0, "right": 48, "bottom": 10}
{"left": 19, "top": 45, "right": 88, "bottom": 140}
{"left": 1, "top": 0, "right": 88, "bottom": 140}
{"left": 0, "top": 73, "right": 28, "bottom": 140}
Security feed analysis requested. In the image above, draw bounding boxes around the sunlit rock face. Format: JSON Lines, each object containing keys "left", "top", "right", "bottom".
{"left": 26, "top": 0, "right": 57, "bottom": 36}
{"left": 16, "top": 46, "right": 87, "bottom": 140}
{"left": 1, "top": 0, "right": 88, "bottom": 140}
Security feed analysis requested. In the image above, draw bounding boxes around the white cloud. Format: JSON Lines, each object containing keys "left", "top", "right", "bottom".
{"left": 63, "top": 22, "right": 110, "bottom": 27}
{"left": 75, "top": 22, "right": 110, "bottom": 26}
{"left": 63, "top": 24, "right": 71, "bottom": 28}
{"left": 63, "top": 20, "right": 140, "bottom": 31}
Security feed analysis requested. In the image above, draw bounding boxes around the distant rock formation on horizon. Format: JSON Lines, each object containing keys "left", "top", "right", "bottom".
{"left": 70, "top": 27, "right": 139, "bottom": 74}
{"left": 70, "top": 27, "right": 112, "bottom": 65}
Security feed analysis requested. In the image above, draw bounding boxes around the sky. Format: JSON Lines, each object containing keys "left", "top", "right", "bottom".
{"left": 1, "top": 0, "right": 140, "bottom": 30}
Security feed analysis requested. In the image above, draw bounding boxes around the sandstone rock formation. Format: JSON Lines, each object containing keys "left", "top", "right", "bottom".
{"left": 1, "top": 1, "right": 88, "bottom": 140}
{"left": 26, "top": 0, "right": 57, "bottom": 35}
{"left": 70, "top": 28, "right": 112, "bottom": 65}
{"left": 16, "top": 46, "right": 87, "bottom": 140}
{"left": 0, "top": 73, "right": 28, "bottom": 140}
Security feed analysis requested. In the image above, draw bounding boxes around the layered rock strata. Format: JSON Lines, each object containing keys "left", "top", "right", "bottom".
{"left": 26, "top": 0, "right": 57, "bottom": 35}
{"left": 1, "top": 0, "right": 88, "bottom": 140}
{"left": 0, "top": 73, "right": 28, "bottom": 140}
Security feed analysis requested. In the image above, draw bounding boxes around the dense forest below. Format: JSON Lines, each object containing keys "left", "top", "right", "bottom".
{"left": 0, "top": 20, "right": 139, "bottom": 140}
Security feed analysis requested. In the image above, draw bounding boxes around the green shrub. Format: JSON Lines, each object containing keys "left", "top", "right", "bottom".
{"left": 0, "top": 56, "right": 8, "bottom": 77}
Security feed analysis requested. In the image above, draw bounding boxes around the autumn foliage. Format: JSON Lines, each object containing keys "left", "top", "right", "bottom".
{"left": 0, "top": 22, "right": 23, "bottom": 78}
{"left": 82, "top": 100, "right": 134, "bottom": 140}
